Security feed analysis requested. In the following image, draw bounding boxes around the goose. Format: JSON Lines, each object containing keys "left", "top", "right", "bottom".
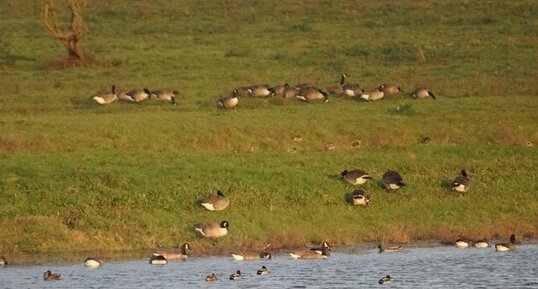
{"left": 379, "top": 275, "right": 392, "bottom": 285}
{"left": 452, "top": 170, "right": 471, "bottom": 193}
{"left": 290, "top": 244, "right": 330, "bottom": 259}
{"left": 474, "top": 239, "right": 490, "bottom": 248}
{"left": 43, "top": 270, "right": 62, "bottom": 281}
{"left": 272, "top": 83, "right": 289, "bottom": 97}
{"left": 229, "top": 270, "right": 242, "bottom": 280}
{"left": 83, "top": 257, "right": 103, "bottom": 268}
{"left": 218, "top": 89, "right": 239, "bottom": 109}
{"left": 115, "top": 88, "right": 131, "bottom": 101}
{"left": 296, "top": 88, "right": 329, "bottom": 103}
{"left": 200, "top": 190, "right": 230, "bottom": 211}
{"left": 231, "top": 251, "right": 271, "bottom": 261}
{"left": 154, "top": 243, "right": 191, "bottom": 260}
{"left": 0, "top": 256, "right": 7, "bottom": 266}
{"left": 149, "top": 253, "right": 167, "bottom": 265}
{"left": 282, "top": 86, "right": 299, "bottom": 98}
{"left": 92, "top": 85, "right": 117, "bottom": 105}
{"left": 248, "top": 84, "right": 275, "bottom": 98}
{"left": 495, "top": 234, "right": 518, "bottom": 252}
{"left": 382, "top": 84, "right": 403, "bottom": 94}
{"left": 257, "top": 265, "right": 269, "bottom": 275}
{"left": 205, "top": 273, "right": 219, "bottom": 281}
{"left": 378, "top": 244, "right": 402, "bottom": 253}
{"left": 341, "top": 169, "right": 371, "bottom": 185}
{"left": 454, "top": 239, "right": 472, "bottom": 248}
{"left": 360, "top": 84, "right": 385, "bottom": 101}
{"left": 296, "top": 82, "right": 315, "bottom": 91}
{"left": 310, "top": 241, "right": 332, "bottom": 255}
{"left": 125, "top": 88, "right": 151, "bottom": 102}
{"left": 326, "top": 73, "right": 347, "bottom": 96}
{"left": 195, "top": 221, "right": 229, "bottom": 238}
{"left": 411, "top": 87, "right": 436, "bottom": 99}
{"left": 151, "top": 89, "right": 178, "bottom": 105}
{"left": 325, "top": 142, "right": 336, "bottom": 151}
{"left": 349, "top": 190, "right": 370, "bottom": 206}
{"left": 382, "top": 170, "right": 405, "bottom": 190}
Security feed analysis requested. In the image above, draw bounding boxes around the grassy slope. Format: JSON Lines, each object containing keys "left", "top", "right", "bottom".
{"left": 0, "top": 0, "right": 537, "bottom": 255}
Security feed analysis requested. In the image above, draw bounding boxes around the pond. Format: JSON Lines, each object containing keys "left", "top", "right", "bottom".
{"left": 1, "top": 243, "right": 537, "bottom": 288}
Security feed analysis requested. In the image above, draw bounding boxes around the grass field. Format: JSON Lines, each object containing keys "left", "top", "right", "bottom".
{"left": 0, "top": 0, "right": 537, "bottom": 257}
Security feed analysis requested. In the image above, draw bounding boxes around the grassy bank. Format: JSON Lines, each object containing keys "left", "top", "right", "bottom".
{"left": 0, "top": 0, "right": 537, "bottom": 256}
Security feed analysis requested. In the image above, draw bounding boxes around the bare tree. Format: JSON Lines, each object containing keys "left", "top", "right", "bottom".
{"left": 43, "top": 0, "right": 88, "bottom": 64}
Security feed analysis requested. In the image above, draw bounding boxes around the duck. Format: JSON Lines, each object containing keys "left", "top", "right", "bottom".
{"left": 92, "top": 85, "right": 117, "bottom": 105}
{"left": 382, "top": 170, "right": 405, "bottom": 190}
{"left": 218, "top": 89, "right": 239, "bottom": 109}
{"left": 341, "top": 169, "right": 371, "bottom": 185}
{"left": 231, "top": 251, "right": 272, "bottom": 261}
{"left": 379, "top": 275, "right": 392, "bottom": 285}
{"left": 150, "top": 89, "right": 178, "bottom": 105}
{"left": 360, "top": 84, "right": 385, "bottom": 101}
{"left": 43, "top": 270, "right": 62, "bottom": 281}
{"left": 382, "top": 84, "right": 403, "bottom": 95}
{"left": 296, "top": 87, "right": 329, "bottom": 103}
{"left": 200, "top": 190, "right": 230, "bottom": 211}
{"left": 454, "top": 239, "right": 472, "bottom": 248}
{"left": 452, "top": 170, "right": 471, "bottom": 193}
{"left": 248, "top": 84, "right": 275, "bottom": 98}
{"left": 326, "top": 73, "right": 347, "bottom": 96}
{"left": 83, "top": 257, "right": 103, "bottom": 268}
{"left": 378, "top": 244, "right": 403, "bottom": 253}
{"left": 495, "top": 234, "right": 519, "bottom": 252}
{"left": 290, "top": 244, "right": 330, "bottom": 259}
{"left": 205, "top": 273, "right": 219, "bottom": 281}
{"left": 149, "top": 253, "right": 167, "bottom": 265}
{"left": 125, "top": 88, "right": 151, "bottom": 102}
{"left": 411, "top": 87, "right": 436, "bottom": 99}
{"left": 154, "top": 243, "right": 191, "bottom": 260}
{"left": 195, "top": 221, "right": 229, "bottom": 238}
{"left": 257, "top": 265, "right": 269, "bottom": 275}
{"left": 348, "top": 189, "right": 370, "bottom": 206}
{"left": 0, "top": 256, "right": 7, "bottom": 266}
{"left": 229, "top": 270, "right": 242, "bottom": 280}
{"left": 310, "top": 241, "right": 332, "bottom": 255}
{"left": 474, "top": 239, "right": 490, "bottom": 248}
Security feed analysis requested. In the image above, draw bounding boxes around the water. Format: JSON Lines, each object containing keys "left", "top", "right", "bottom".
{"left": 1, "top": 244, "right": 537, "bottom": 288}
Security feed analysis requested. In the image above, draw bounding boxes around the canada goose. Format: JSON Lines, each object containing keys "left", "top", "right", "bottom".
{"left": 231, "top": 251, "right": 271, "bottom": 261}
{"left": 296, "top": 82, "right": 315, "bottom": 91}
{"left": 257, "top": 265, "right": 269, "bottom": 275}
{"left": 218, "top": 89, "right": 239, "bottom": 109}
{"left": 379, "top": 275, "right": 392, "bottom": 285}
{"left": 495, "top": 234, "right": 518, "bottom": 252}
{"left": 310, "top": 241, "right": 332, "bottom": 255}
{"left": 342, "top": 82, "right": 361, "bottom": 97}
{"left": 0, "top": 256, "right": 7, "bottom": 266}
{"left": 290, "top": 245, "right": 330, "bottom": 259}
{"left": 272, "top": 83, "right": 289, "bottom": 97}
{"left": 149, "top": 253, "right": 167, "bottom": 265}
{"left": 296, "top": 88, "right": 329, "bottom": 103}
{"left": 474, "top": 239, "right": 490, "bottom": 248}
{"left": 283, "top": 86, "right": 299, "bottom": 98}
{"left": 378, "top": 244, "right": 402, "bottom": 253}
{"left": 382, "top": 170, "right": 405, "bottom": 190}
{"left": 248, "top": 84, "right": 275, "bottom": 98}
{"left": 360, "top": 84, "right": 385, "bottom": 101}
{"left": 43, "top": 270, "right": 62, "bottom": 281}
{"left": 195, "top": 221, "right": 229, "bottom": 238}
{"left": 115, "top": 88, "right": 131, "bottom": 101}
{"left": 151, "top": 89, "right": 178, "bottom": 105}
{"left": 452, "top": 170, "right": 471, "bottom": 193}
{"left": 229, "top": 270, "right": 242, "bottom": 280}
{"left": 349, "top": 190, "right": 370, "bottom": 206}
{"left": 411, "top": 88, "right": 436, "bottom": 99}
{"left": 200, "top": 191, "right": 230, "bottom": 211}
{"left": 341, "top": 169, "right": 371, "bottom": 185}
{"left": 326, "top": 73, "right": 347, "bottom": 96}
{"left": 125, "top": 88, "right": 151, "bottom": 102}
{"left": 454, "top": 239, "right": 472, "bottom": 248}
{"left": 154, "top": 243, "right": 191, "bottom": 260}
{"left": 351, "top": 139, "right": 362, "bottom": 148}
{"left": 92, "top": 85, "right": 117, "bottom": 105}
{"left": 83, "top": 257, "right": 103, "bottom": 268}
{"left": 325, "top": 142, "right": 336, "bottom": 151}
{"left": 206, "top": 273, "right": 219, "bottom": 281}
{"left": 382, "top": 84, "right": 403, "bottom": 94}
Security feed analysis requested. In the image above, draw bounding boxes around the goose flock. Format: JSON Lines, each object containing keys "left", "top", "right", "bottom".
{"left": 92, "top": 85, "right": 178, "bottom": 105}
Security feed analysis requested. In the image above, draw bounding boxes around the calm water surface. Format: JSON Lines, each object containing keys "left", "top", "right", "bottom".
{"left": 1, "top": 244, "right": 537, "bottom": 289}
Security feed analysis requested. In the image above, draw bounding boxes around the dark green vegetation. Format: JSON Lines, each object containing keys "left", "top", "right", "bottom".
{"left": 0, "top": 0, "right": 537, "bottom": 256}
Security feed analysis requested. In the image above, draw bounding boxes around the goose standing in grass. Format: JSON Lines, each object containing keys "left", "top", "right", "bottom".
{"left": 454, "top": 239, "right": 472, "bottom": 248}
{"left": 326, "top": 73, "right": 347, "bottom": 96}
{"left": 382, "top": 170, "right": 405, "bottom": 191}
{"left": 411, "top": 87, "right": 436, "bottom": 99}
{"left": 257, "top": 265, "right": 269, "bottom": 275}
{"left": 282, "top": 85, "right": 299, "bottom": 99}
{"left": 495, "top": 234, "right": 518, "bottom": 252}
{"left": 340, "top": 74, "right": 361, "bottom": 97}
{"left": 205, "top": 273, "right": 219, "bottom": 281}
{"left": 155, "top": 243, "right": 191, "bottom": 260}
{"left": 452, "top": 170, "right": 471, "bottom": 193}
{"left": 0, "top": 256, "right": 7, "bottom": 266}
{"left": 229, "top": 270, "right": 242, "bottom": 280}
{"left": 231, "top": 251, "right": 272, "bottom": 261}
{"left": 92, "top": 85, "right": 117, "bottom": 105}
{"left": 218, "top": 89, "right": 239, "bottom": 109}
{"left": 248, "top": 84, "right": 275, "bottom": 98}
{"left": 200, "top": 190, "right": 230, "bottom": 211}
{"left": 347, "top": 189, "right": 370, "bottom": 206}
{"left": 272, "top": 83, "right": 289, "bottom": 97}
{"left": 379, "top": 275, "right": 392, "bottom": 285}
{"left": 125, "top": 88, "right": 151, "bottom": 102}
{"left": 474, "top": 239, "right": 490, "bottom": 248}
{"left": 83, "top": 257, "right": 103, "bottom": 268}
{"left": 341, "top": 169, "right": 371, "bottom": 185}
{"left": 378, "top": 244, "right": 403, "bottom": 253}
{"left": 360, "top": 84, "right": 385, "bottom": 101}
{"left": 149, "top": 253, "right": 167, "bottom": 265}
{"left": 195, "top": 221, "right": 229, "bottom": 238}
{"left": 382, "top": 84, "right": 403, "bottom": 95}
{"left": 296, "top": 87, "right": 329, "bottom": 103}
{"left": 290, "top": 244, "right": 330, "bottom": 259}
{"left": 151, "top": 89, "right": 178, "bottom": 105}
{"left": 43, "top": 270, "right": 62, "bottom": 281}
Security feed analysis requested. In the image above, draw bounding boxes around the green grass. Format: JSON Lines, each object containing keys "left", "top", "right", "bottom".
{"left": 0, "top": 0, "right": 537, "bottom": 256}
